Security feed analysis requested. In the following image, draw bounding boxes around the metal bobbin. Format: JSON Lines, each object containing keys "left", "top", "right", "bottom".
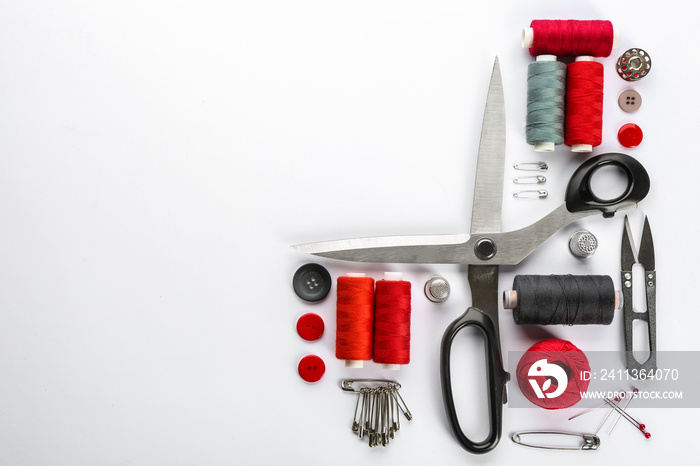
{"left": 617, "top": 48, "right": 651, "bottom": 81}
{"left": 569, "top": 230, "right": 598, "bottom": 259}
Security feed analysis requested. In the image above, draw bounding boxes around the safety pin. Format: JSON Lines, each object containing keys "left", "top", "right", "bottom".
{"left": 513, "top": 189, "right": 548, "bottom": 199}
{"left": 511, "top": 431, "right": 600, "bottom": 451}
{"left": 513, "top": 161, "right": 548, "bottom": 171}
{"left": 513, "top": 175, "right": 546, "bottom": 185}
{"left": 341, "top": 379, "right": 400, "bottom": 392}
{"left": 389, "top": 391, "right": 397, "bottom": 436}
{"left": 351, "top": 389, "right": 364, "bottom": 433}
{"left": 389, "top": 386, "right": 413, "bottom": 421}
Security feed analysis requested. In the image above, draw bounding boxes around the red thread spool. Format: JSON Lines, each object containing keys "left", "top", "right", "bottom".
{"left": 336, "top": 273, "right": 375, "bottom": 368}
{"left": 523, "top": 20, "right": 617, "bottom": 57}
{"left": 516, "top": 338, "right": 590, "bottom": 409}
{"left": 373, "top": 272, "right": 411, "bottom": 370}
{"left": 565, "top": 57, "right": 604, "bottom": 152}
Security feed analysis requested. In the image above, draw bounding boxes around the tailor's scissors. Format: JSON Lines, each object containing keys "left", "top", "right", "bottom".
{"left": 293, "top": 57, "right": 650, "bottom": 453}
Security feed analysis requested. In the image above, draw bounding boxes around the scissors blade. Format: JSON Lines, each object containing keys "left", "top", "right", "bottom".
{"left": 638, "top": 216, "right": 655, "bottom": 271}
{"left": 470, "top": 57, "right": 506, "bottom": 235}
{"left": 292, "top": 234, "right": 471, "bottom": 263}
{"left": 621, "top": 215, "right": 638, "bottom": 270}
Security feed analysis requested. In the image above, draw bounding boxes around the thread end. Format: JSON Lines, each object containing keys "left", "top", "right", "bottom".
{"left": 503, "top": 290, "right": 518, "bottom": 309}
{"left": 345, "top": 360, "right": 364, "bottom": 368}
{"left": 571, "top": 144, "right": 593, "bottom": 153}
{"left": 522, "top": 27, "right": 534, "bottom": 48}
{"left": 534, "top": 142, "right": 555, "bottom": 152}
{"left": 384, "top": 272, "right": 403, "bottom": 281}
{"left": 382, "top": 364, "right": 401, "bottom": 371}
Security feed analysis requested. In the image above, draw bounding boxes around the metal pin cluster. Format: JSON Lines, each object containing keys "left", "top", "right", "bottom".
{"left": 342, "top": 379, "right": 412, "bottom": 448}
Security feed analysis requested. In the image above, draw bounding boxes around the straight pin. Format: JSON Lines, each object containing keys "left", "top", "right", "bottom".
{"left": 569, "top": 396, "right": 622, "bottom": 421}
{"left": 609, "top": 388, "right": 639, "bottom": 435}
{"left": 594, "top": 398, "right": 621, "bottom": 436}
{"left": 603, "top": 397, "right": 650, "bottom": 438}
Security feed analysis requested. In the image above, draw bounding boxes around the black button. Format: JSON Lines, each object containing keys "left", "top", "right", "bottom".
{"left": 293, "top": 263, "right": 331, "bottom": 302}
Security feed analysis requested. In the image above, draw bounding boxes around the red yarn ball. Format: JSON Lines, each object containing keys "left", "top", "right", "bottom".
{"left": 516, "top": 338, "right": 590, "bottom": 409}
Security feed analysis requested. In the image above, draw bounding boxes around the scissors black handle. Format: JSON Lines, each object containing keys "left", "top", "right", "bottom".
{"left": 440, "top": 306, "right": 510, "bottom": 454}
{"left": 566, "top": 152, "right": 650, "bottom": 218}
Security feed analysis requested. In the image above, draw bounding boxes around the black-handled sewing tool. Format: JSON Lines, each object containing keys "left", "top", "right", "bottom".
{"left": 621, "top": 216, "right": 656, "bottom": 372}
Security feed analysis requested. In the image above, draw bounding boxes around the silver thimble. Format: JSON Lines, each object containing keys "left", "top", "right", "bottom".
{"left": 569, "top": 230, "right": 598, "bottom": 259}
{"left": 425, "top": 276, "right": 450, "bottom": 303}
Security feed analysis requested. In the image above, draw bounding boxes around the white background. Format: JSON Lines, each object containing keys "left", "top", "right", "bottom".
{"left": 1, "top": 1, "right": 698, "bottom": 464}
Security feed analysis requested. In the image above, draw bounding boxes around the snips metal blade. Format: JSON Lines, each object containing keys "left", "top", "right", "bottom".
{"left": 638, "top": 216, "right": 655, "bottom": 272}
{"left": 621, "top": 215, "right": 638, "bottom": 271}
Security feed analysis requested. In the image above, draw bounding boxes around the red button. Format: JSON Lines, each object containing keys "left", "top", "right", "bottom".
{"left": 618, "top": 123, "right": 643, "bottom": 148}
{"left": 296, "top": 313, "right": 325, "bottom": 341}
{"left": 298, "top": 355, "right": 325, "bottom": 382}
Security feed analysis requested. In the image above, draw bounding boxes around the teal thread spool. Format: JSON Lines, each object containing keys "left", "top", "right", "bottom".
{"left": 526, "top": 55, "right": 566, "bottom": 152}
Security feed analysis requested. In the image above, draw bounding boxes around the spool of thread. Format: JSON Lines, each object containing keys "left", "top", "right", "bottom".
{"left": 526, "top": 55, "right": 566, "bottom": 152}
{"left": 565, "top": 57, "right": 604, "bottom": 152}
{"left": 373, "top": 272, "right": 411, "bottom": 370}
{"left": 516, "top": 338, "right": 591, "bottom": 409}
{"left": 523, "top": 20, "right": 618, "bottom": 57}
{"left": 336, "top": 273, "right": 375, "bottom": 368}
{"left": 503, "top": 275, "right": 620, "bottom": 325}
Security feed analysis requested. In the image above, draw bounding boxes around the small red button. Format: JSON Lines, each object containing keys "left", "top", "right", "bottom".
{"left": 618, "top": 123, "right": 643, "bottom": 148}
{"left": 296, "top": 313, "right": 325, "bottom": 341}
{"left": 298, "top": 355, "right": 325, "bottom": 382}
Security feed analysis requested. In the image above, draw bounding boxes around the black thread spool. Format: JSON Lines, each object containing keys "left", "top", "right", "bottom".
{"left": 503, "top": 275, "right": 620, "bottom": 325}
